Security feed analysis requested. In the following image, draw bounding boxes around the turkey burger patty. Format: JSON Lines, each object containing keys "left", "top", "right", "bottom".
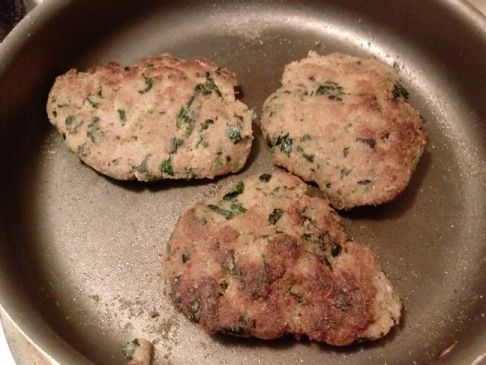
{"left": 47, "top": 54, "right": 253, "bottom": 181}
{"left": 164, "top": 170, "right": 401, "bottom": 345}
{"left": 261, "top": 52, "right": 427, "bottom": 209}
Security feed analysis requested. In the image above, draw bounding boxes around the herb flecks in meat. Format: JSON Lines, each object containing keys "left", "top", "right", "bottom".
{"left": 227, "top": 124, "right": 242, "bottom": 143}
{"left": 268, "top": 208, "right": 284, "bottom": 225}
{"left": 161, "top": 158, "right": 174, "bottom": 176}
{"left": 316, "top": 81, "right": 345, "bottom": 101}
{"left": 117, "top": 109, "right": 127, "bottom": 126}
{"left": 223, "top": 181, "right": 244, "bottom": 200}
{"left": 138, "top": 74, "right": 154, "bottom": 94}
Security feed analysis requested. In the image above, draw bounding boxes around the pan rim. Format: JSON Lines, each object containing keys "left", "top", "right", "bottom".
{"left": 0, "top": 0, "right": 485, "bottom": 364}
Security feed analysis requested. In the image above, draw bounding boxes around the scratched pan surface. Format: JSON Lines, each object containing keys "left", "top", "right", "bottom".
{"left": 0, "top": 1, "right": 485, "bottom": 364}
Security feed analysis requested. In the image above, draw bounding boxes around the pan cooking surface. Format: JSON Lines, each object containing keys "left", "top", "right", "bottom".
{"left": 0, "top": 1, "right": 484, "bottom": 364}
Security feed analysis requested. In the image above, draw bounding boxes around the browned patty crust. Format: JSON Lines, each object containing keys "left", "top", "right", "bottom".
{"left": 47, "top": 54, "right": 253, "bottom": 181}
{"left": 164, "top": 170, "right": 401, "bottom": 345}
{"left": 260, "top": 52, "right": 427, "bottom": 209}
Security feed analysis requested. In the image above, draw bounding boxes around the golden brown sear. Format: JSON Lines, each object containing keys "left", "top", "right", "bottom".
{"left": 261, "top": 52, "right": 427, "bottom": 209}
{"left": 164, "top": 170, "right": 401, "bottom": 345}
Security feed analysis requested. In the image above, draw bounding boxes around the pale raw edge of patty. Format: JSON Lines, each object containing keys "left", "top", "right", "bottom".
{"left": 260, "top": 51, "right": 427, "bottom": 209}
{"left": 164, "top": 169, "right": 402, "bottom": 345}
{"left": 46, "top": 54, "right": 253, "bottom": 181}
{"left": 365, "top": 271, "right": 402, "bottom": 339}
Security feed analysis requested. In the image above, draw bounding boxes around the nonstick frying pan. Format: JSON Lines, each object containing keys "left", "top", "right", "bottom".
{"left": 0, "top": 1, "right": 485, "bottom": 364}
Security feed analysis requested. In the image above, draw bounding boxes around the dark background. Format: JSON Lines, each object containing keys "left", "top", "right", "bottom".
{"left": 0, "top": 0, "right": 26, "bottom": 41}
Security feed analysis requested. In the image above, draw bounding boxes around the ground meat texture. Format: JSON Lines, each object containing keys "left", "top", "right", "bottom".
{"left": 164, "top": 170, "right": 401, "bottom": 345}
{"left": 260, "top": 51, "right": 427, "bottom": 209}
{"left": 46, "top": 54, "right": 253, "bottom": 181}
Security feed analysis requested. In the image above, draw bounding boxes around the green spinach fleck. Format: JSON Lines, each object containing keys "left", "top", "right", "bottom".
{"left": 176, "top": 101, "right": 192, "bottom": 128}
{"left": 170, "top": 138, "right": 184, "bottom": 153}
{"left": 77, "top": 143, "right": 90, "bottom": 157}
{"left": 207, "top": 202, "right": 246, "bottom": 220}
{"left": 135, "top": 155, "right": 152, "bottom": 175}
{"left": 161, "top": 158, "right": 174, "bottom": 176}
{"left": 65, "top": 115, "right": 84, "bottom": 134}
{"left": 268, "top": 208, "right": 284, "bottom": 225}
{"left": 177, "top": 77, "right": 222, "bottom": 135}
{"left": 227, "top": 125, "right": 242, "bottom": 143}
{"left": 176, "top": 95, "right": 197, "bottom": 137}
{"left": 86, "top": 117, "right": 102, "bottom": 143}
{"left": 194, "top": 77, "right": 222, "bottom": 97}
{"left": 185, "top": 120, "right": 195, "bottom": 137}
{"left": 195, "top": 134, "right": 209, "bottom": 148}
{"left": 138, "top": 74, "right": 154, "bottom": 94}
{"left": 269, "top": 134, "right": 293, "bottom": 155}
{"left": 223, "top": 181, "right": 244, "bottom": 201}
{"left": 316, "top": 81, "right": 345, "bottom": 101}
{"left": 279, "top": 135, "right": 293, "bottom": 155}
{"left": 117, "top": 109, "right": 127, "bottom": 126}
{"left": 230, "top": 202, "right": 247, "bottom": 215}
{"left": 207, "top": 205, "right": 234, "bottom": 220}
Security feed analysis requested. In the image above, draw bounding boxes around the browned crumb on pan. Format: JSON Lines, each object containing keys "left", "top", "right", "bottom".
{"left": 122, "top": 338, "right": 153, "bottom": 365}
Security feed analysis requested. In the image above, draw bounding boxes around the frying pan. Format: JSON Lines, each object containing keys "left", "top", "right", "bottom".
{"left": 0, "top": 1, "right": 485, "bottom": 364}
